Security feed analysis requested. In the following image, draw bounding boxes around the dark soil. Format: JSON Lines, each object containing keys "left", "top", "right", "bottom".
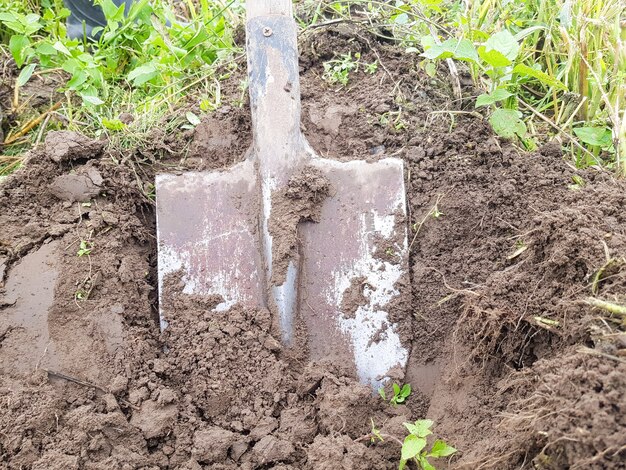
{"left": 1, "top": 26, "right": 625, "bottom": 470}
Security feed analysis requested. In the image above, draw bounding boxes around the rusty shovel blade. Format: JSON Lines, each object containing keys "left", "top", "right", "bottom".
{"left": 156, "top": 0, "right": 409, "bottom": 389}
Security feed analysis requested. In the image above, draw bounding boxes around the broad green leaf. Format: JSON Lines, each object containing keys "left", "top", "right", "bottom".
{"left": 478, "top": 46, "right": 511, "bottom": 67}
{"left": 99, "top": 0, "right": 126, "bottom": 22}
{"left": 428, "top": 439, "right": 458, "bottom": 457}
{"left": 475, "top": 88, "right": 513, "bottom": 108}
{"left": 404, "top": 419, "right": 434, "bottom": 438}
{"left": 53, "top": 41, "right": 72, "bottom": 56}
{"left": 16, "top": 63, "right": 36, "bottom": 87}
{"left": 401, "top": 435, "right": 427, "bottom": 460}
{"left": 573, "top": 127, "right": 612, "bottom": 147}
{"left": 102, "top": 118, "right": 126, "bottom": 131}
{"left": 489, "top": 108, "right": 527, "bottom": 139}
{"left": 9, "top": 35, "right": 30, "bottom": 67}
{"left": 23, "top": 13, "right": 42, "bottom": 35}
{"left": 512, "top": 64, "right": 567, "bottom": 90}
{"left": 413, "top": 419, "right": 434, "bottom": 437}
{"left": 485, "top": 30, "right": 519, "bottom": 61}
{"left": 67, "top": 70, "right": 88, "bottom": 90}
{"left": 393, "top": 383, "right": 401, "bottom": 395}
{"left": 452, "top": 38, "right": 479, "bottom": 62}
{"left": 0, "top": 12, "right": 23, "bottom": 33}
{"left": 421, "top": 43, "right": 451, "bottom": 60}
{"left": 186, "top": 111, "right": 201, "bottom": 126}
{"left": 128, "top": 63, "right": 158, "bottom": 86}
{"left": 81, "top": 93, "right": 104, "bottom": 105}
{"left": 378, "top": 388, "right": 386, "bottom": 400}
{"left": 35, "top": 42, "right": 58, "bottom": 56}
{"left": 421, "top": 38, "right": 478, "bottom": 63}
{"left": 400, "top": 384, "right": 412, "bottom": 397}
{"left": 62, "top": 58, "right": 80, "bottom": 74}
{"left": 420, "top": 35, "right": 436, "bottom": 50}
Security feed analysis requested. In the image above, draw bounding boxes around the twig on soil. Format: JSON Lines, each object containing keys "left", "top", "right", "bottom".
{"left": 3, "top": 100, "right": 62, "bottom": 145}
{"left": 43, "top": 369, "right": 140, "bottom": 410}
{"left": 44, "top": 369, "right": 108, "bottom": 392}
{"left": 584, "top": 297, "right": 626, "bottom": 316}
{"left": 34, "top": 113, "right": 52, "bottom": 147}
{"left": 578, "top": 346, "right": 626, "bottom": 364}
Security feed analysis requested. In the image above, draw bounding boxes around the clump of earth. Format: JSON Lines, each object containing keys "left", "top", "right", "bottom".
{"left": 1, "top": 26, "right": 625, "bottom": 469}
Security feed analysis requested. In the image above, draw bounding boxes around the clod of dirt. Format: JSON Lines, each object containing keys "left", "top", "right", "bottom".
{"left": 192, "top": 427, "right": 238, "bottom": 463}
{"left": 306, "top": 434, "right": 388, "bottom": 470}
{"left": 317, "top": 374, "right": 378, "bottom": 438}
{"left": 130, "top": 399, "right": 178, "bottom": 439}
{"left": 269, "top": 165, "right": 331, "bottom": 283}
{"left": 340, "top": 275, "right": 368, "bottom": 319}
{"left": 32, "top": 451, "right": 79, "bottom": 470}
{"left": 308, "top": 104, "right": 356, "bottom": 136}
{"left": 48, "top": 165, "right": 103, "bottom": 202}
{"left": 44, "top": 130, "right": 105, "bottom": 163}
{"left": 251, "top": 435, "right": 295, "bottom": 465}
{"left": 278, "top": 406, "right": 318, "bottom": 443}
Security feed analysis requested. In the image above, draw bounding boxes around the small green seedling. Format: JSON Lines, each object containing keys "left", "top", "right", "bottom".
{"left": 77, "top": 240, "right": 93, "bottom": 257}
{"left": 431, "top": 206, "right": 444, "bottom": 219}
{"left": 568, "top": 175, "right": 586, "bottom": 190}
{"left": 323, "top": 52, "right": 360, "bottom": 86}
{"left": 370, "top": 418, "right": 384, "bottom": 444}
{"left": 380, "top": 382, "right": 412, "bottom": 406}
{"left": 400, "top": 419, "right": 457, "bottom": 470}
{"left": 364, "top": 60, "right": 379, "bottom": 74}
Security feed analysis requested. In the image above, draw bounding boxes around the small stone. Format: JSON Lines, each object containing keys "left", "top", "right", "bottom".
{"left": 101, "top": 211, "right": 118, "bottom": 225}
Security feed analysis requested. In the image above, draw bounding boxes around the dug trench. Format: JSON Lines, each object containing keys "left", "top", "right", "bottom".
{"left": 1, "top": 28, "right": 625, "bottom": 469}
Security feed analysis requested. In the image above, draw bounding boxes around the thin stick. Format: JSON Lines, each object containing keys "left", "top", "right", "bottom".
{"left": 3, "top": 100, "right": 62, "bottom": 145}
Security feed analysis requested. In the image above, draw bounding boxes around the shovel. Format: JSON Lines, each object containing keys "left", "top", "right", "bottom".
{"left": 156, "top": 0, "right": 409, "bottom": 388}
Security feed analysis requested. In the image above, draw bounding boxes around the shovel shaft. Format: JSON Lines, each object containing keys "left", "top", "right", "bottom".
{"left": 246, "top": 4, "right": 304, "bottom": 174}
{"left": 247, "top": 0, "right": 293, "bottom": 18}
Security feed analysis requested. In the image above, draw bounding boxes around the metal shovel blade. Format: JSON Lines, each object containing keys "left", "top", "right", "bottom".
{"left": 156, "top": 0, "right": 409, "bottom": 388}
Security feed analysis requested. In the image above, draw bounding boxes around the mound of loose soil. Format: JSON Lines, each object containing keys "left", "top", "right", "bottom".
{"left": 1, "top": 27, "right": 625, "bottom": 469}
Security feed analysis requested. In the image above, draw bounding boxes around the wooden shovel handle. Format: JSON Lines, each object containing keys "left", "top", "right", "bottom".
{"left": 247, "top": 0, "right": 293, "bottom": 19}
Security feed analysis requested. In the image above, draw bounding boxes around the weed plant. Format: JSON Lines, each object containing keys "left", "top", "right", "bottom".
{"left": 0, "top": 0, "right": 244, "bottom": 173}
{"left": 306, "top": 0, "right": 625, "bottom": 175}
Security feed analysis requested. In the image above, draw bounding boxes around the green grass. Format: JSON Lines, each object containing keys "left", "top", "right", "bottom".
{"left": 0, "top": 0, "right": 245, "bottom": 167}
{"left": 301, "top": 0, "right": 625, "bottom": 176}
{"left": 1, "top": 0, "right": 624, "bottom": 177}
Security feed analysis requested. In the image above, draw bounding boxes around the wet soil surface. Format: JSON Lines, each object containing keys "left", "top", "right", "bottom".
{"left": 1, "top": 27, "right": 626, "bottom": 469}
